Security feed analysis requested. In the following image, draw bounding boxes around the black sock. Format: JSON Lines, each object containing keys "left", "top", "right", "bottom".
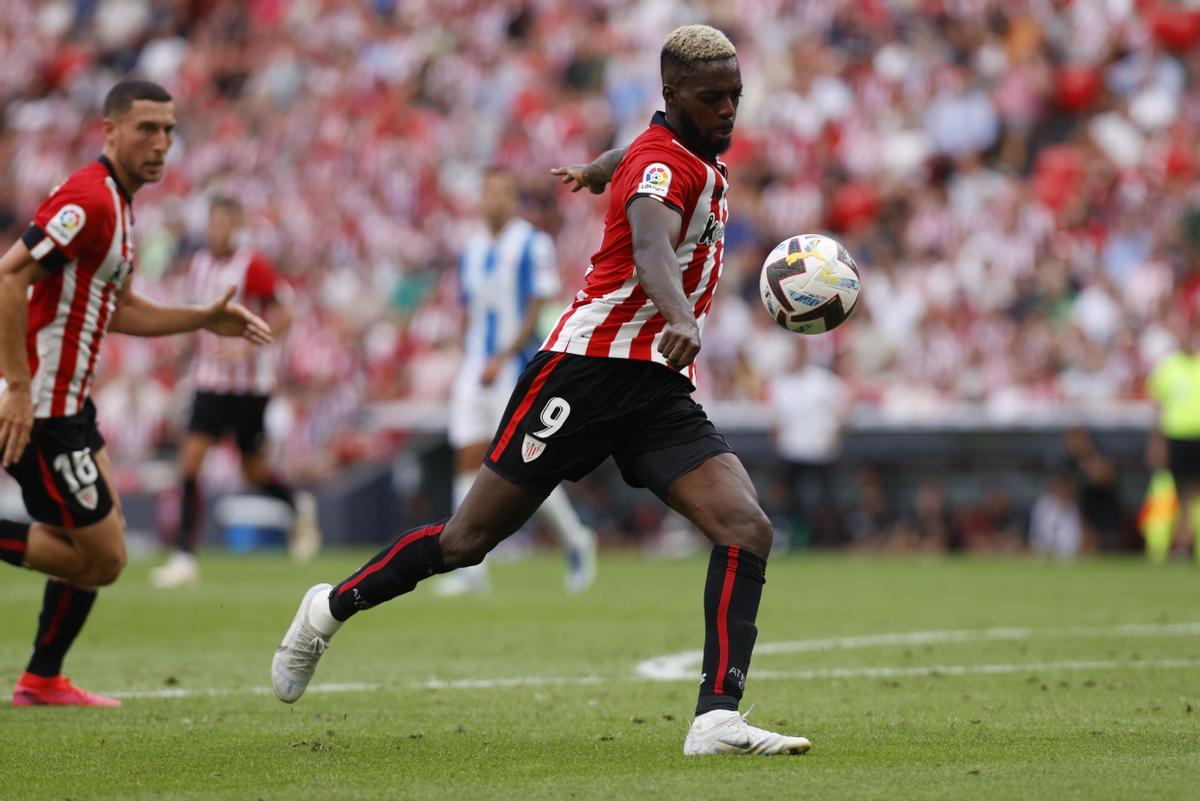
{"left": 175, "top": 478, "right": 202, "bottom": 553}
{"left": 328, "top": 521, "right": 448, "bottom": 621}
{"left": 696, "top": 545, "right": 767, "bottom": 716}
{"left": 26, "top": 579, "right": 98, "bottom": 678}
{"left": 261, "top": 480, "right": 296, "bottom": 510}
{"left": 0, "top": 520, "right": 30, "bottom": 567}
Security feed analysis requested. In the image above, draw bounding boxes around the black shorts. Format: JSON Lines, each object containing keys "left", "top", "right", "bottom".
{"left": 188, "top": 392, "right": 270, "bottom": 454}
{"left": 1167, "top": 438, "right": 1200, "bottom": 485}
{"left": 4, "top": 399, "right": 113, "bottom": 528}
{"left": 484, "top": 351, "right": 734, "bottom": 500}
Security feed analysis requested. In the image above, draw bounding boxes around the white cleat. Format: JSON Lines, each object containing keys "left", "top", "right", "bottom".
{"left": 683, "top": 708, "right": 812, "bottom": 756}
{"left": 289, "top": 491, "right": 322, "bottom": 563}
{"left": 564, "top": 529, "right": 597, "bottom": 594}
{"left": 150, "top": 552, "right": 200, "bottom": 589}
{"left": 432, "top": 564, "right": 490, "bottom": 597}
{"left": 272, "top": 583, "right": 336, "bottom": 703}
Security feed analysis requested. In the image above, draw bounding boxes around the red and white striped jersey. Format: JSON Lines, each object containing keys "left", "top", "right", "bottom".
{"left": 16, "top": 157, "right": 135, "bottom": 419}
{"left": 187, "top": 246, "right": 282, "bottom": 396}
{"left": 541, "top": 111, "right": 730, "bottom": 386}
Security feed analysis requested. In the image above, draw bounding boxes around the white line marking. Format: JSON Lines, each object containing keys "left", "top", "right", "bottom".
{"left": 636, "top": 621, "right": 1200, "bottom": 680}
{"left": 104, "top": 676, "right": 605, "bottom": 700}
{"left": 751, "top": 658, "right": 1200, "bottom": 681}
{"left": 98, "top": 622, "right": 1200, "bottom": 701}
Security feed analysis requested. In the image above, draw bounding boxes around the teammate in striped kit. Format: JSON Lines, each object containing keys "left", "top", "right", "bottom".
{"left": 273, "top": 26, "right": 810, "bottom": 756}
{"left": 0, "top": 81, "right": 271, "bottom": 706}
{"left": 151, "top": 195, "right": 319, "bottom": 589}
{"left": 435, "top": 167, "right": 597, "bottom": 597}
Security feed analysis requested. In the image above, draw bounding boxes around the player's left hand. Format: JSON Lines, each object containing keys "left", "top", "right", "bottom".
{"left": 551, "top": 164, "right": 607, "bottom": 194}
{"left": 481, "top": 355, "right": 505, "bottom": 387}
{"left": 202, "top": 285, "right": 273, "bottom": 345}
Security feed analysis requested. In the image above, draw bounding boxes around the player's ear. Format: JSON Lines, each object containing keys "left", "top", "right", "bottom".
{"left": 101, "top": 116, "right": 117, "bottom": 141}
{"left": 662, "top": 82, "right": 677, "bottom": 109}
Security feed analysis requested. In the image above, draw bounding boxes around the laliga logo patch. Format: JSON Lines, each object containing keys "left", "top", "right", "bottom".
{"left": 521, "top": 434, "right": 547, "bottom": 463}
{"left": 638, "top": 163, "right": 672, "bottom": 198}
{"left": 46, "top": 204, "right": 86, "bottom": 247}
{"left": 74, "top": 484, "right": 99, "bottom": 511}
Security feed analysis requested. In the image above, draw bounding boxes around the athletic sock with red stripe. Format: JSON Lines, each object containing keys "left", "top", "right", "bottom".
{"left": 327, "top": 521, "right": 448, "bottom": 621}
{"left": 695, "top": 545, "right": 766, "bottom": 716}
{"left": 0, "top": 520, "right": 31, "bottom": 567}
{"left": 26, "top": 579, "right": 98, "bottom": 678}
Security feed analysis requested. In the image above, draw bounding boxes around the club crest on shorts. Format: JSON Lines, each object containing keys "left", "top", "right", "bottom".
{"left": 74, "top": 484, "right": 99, "bottom": 511}
{"left": 521, "top": 434, "right": 547, "bottom": 463}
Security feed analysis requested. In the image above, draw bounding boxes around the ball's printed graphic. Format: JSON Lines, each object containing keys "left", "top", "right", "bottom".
{"left": 760, "top": 233, "right": 860, "bottom": 335}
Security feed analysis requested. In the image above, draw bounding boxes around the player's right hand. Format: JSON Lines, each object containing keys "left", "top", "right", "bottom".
{"left": 0, "top": 385, "right": 34, "bottom": 467}
{"left": 550, "top": 164, "right": 607, "bottom": 194}
{"left": 658, "top": 319, "right": 701, "bottom": 371}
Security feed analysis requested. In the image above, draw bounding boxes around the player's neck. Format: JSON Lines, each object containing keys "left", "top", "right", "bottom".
{"left": 100, "top": 150, "right": 142, "bottom": 196}
{"left": 663, "top": 110, "right": 717, "bottom": 163}
{"left": 486, "top": 216, "right": 512, "bottom": 236}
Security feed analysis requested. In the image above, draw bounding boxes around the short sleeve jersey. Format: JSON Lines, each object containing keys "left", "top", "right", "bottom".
{"left": 16, "top": 156, "right": 135, "bottom": 418}
{"left": 188, "top": 246, "right": 283, "bottom": 396}
{"left": 541, "top": 111, "right": 730, "bottom": 387}
{"left": 458, "top": 217, "right": 560, "bottom": 372}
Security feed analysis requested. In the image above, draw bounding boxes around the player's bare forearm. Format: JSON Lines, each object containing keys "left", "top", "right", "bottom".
{"left": 0, "top": 241, "right": 41, "bottom": 389}
{"left": 109, "top": 289, "right": 209, "bottom": 337}
{"left": 552, "top": 147, "right": 627, "bottom": 194}
{"left": 0, "top": 241, "right": 40, "bottom": 465}
{"left": 590, "top": 147, "right": 627, "bottom": 184}
{"left": 628, "top": 197, "right": 699, "bottom": 368}
{"left": 112, "top": 285, "right": 272, "bottom": 344}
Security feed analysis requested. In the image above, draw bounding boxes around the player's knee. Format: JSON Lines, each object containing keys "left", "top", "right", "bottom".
{"left": 86, "top": 550, "right": 126, "bottom": 586}
{"left": 439, "top": 522, "right": 493, "bottom": 569}
{"left": 722, "top": 505, "right": 773, "bottom": 559}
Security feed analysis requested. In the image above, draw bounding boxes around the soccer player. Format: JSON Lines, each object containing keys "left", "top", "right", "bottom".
{"left": 0, "top": 80, "right": 272, "bottom": 706}
{"left": 436, "top": 166, "right": 597, "bottom": 596}
{"left": 273, "top": 26, "right": 811, "bottom": 755}
{"left": 150, "top": 195, "right": 319, "bottom": 589}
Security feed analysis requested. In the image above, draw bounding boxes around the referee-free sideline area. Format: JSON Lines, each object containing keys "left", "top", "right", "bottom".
{"left": 3, "top": 552, "right": 1199, "bottom": 801}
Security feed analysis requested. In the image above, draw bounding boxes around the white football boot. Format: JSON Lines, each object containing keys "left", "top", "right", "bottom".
{"left": 683, "top": 708, "right": 812, "bottom": 756}
{"left": 150, "top": 551, "right": 200, "bottom": 589}
{"left": 272, "top": 583, "right": 339, "bottom": 703}
{"left": 432, "top": 563, "right": 491, "bottom": 597}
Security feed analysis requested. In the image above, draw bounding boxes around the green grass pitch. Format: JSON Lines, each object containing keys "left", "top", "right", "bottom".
{"left": 3, "top": 551, "right": 1200, "bottom": 800}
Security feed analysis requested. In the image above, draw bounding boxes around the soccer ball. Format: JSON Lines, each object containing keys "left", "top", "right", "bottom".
{"left": 759, "top": 234, "right": 861, "bottom": 334}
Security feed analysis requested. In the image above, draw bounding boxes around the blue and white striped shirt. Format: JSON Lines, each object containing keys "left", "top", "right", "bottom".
{"left": 458, "top": 217, "right": 559, "bottom": 372}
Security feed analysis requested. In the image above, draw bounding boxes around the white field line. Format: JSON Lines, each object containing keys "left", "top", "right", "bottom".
{"left": 635, "top": 621, "right": 1200, "bottom": 680}
{"left": 100, "top": 621, "right": 1200, "bottom": 701}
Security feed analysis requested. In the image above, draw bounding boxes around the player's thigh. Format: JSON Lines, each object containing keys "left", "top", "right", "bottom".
{"left": 233, "top": 395, "right": 270, "bottom": 455}
{"left": 666, "top": 452, "right": 772, "bottom": 558}
{"left": 440, "top": 465, "right": 545, "bottom": 564}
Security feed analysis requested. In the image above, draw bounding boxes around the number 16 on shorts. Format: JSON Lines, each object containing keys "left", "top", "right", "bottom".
{"left": 52, "top": 448, "right": 100, "bottom": 511}
{"left": 521, "top": 397, "right": 570, "bottom": 463}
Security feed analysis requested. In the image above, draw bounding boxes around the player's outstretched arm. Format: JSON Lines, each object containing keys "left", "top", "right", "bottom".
{"left": 110, "top": 283, "right": 272, "bottom": 344}
{"left": 551, "top": 147, "right": 627, "bottom": 194}
{"left": 0, "top": 240, "right": 41, "bottom": 466}
{"left": 628, "top": 196, "right": 700, "bottom": 370}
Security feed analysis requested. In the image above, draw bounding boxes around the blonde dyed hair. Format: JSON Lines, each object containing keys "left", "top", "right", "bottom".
{"left": 662, "top": 24, "right": 737, "bottom": 64}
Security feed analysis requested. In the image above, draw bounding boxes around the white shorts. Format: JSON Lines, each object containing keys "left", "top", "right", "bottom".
{"left": 448, "top": 360, "right": 522, "bottom": 449}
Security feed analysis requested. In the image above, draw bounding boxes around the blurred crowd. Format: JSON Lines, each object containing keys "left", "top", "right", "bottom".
{"left": 1, "top": 0, "right": 1199, "bottom": 503}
